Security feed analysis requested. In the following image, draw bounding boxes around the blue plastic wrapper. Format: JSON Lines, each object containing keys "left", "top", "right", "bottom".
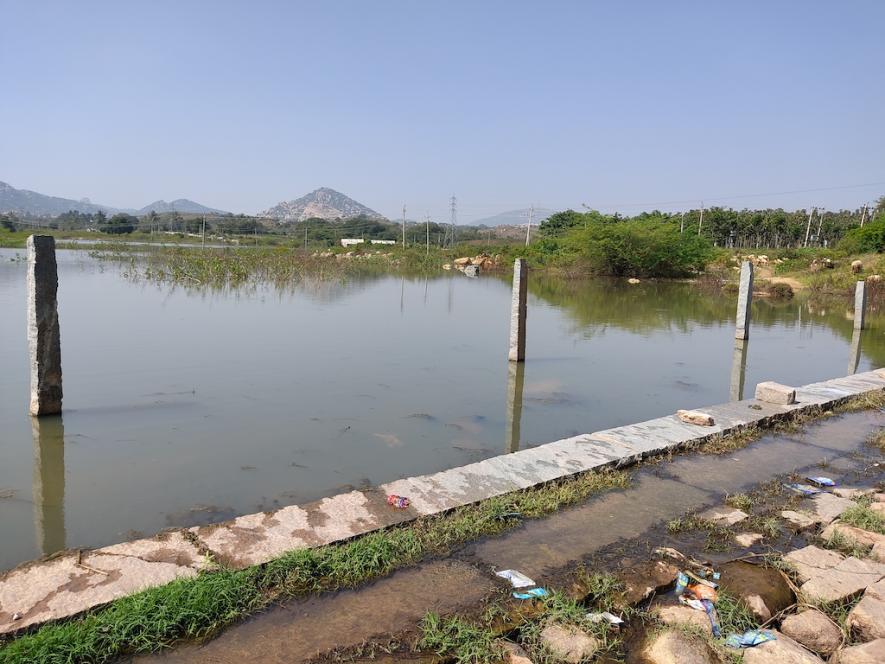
{"left": 806, "top": 476, "right": 835, "bottom": 487}
{"left": 725, "top": 630, "right": 776, "bottom": 649}
{"left": 513, "top": 588, "right": 549, "bottom": 600}
{"left": 784, "top": 483, "right": 821, "bottom": 495}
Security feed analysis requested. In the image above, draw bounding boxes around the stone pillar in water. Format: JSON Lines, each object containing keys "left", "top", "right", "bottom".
{"left": 32, "top": 415, "right": 66, "bottom": 556}
{"left": 734, "top": 261, "right": 753, "bottom": 340}
{"left": 848, "top": 327, "right": 862, "bottom": 376}
{"left": 854, "top": 280, "right": 867, "bottom": 331}
{"left": 505, "top": 361, "right": 525, "bottom": 453}
{"left": 27, "top": 235, "right": 63, "bottom": 415}
{"left": 508, "top": 259, "right": 528, "bottom": 362}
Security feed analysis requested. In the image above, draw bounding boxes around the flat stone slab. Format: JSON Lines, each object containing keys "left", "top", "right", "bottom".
{"left": 1, "top": 369, "right": 884, "bottom": 636}
{"left": 822, "top": 522, "right": 885, "bottom": 549}
{"left": 807, "top": 493, "right": 855, "bottom": 524}
{"left": 699, "top": 505, "right": 748, "bottom": 525}
{"left": 847, "top": 594, "right": 885, "bottom": 642}
{"left": 800, "top": 557, "right": 885, "bottom": 603}
{"left": 742, "top": 630, "right": 826, "bottom": 663}
{"left": 831, "top": 639, "right": 885, "bottom": 664}
{"left": 0, "top": 531, "right": 203, "bottom": 635}
{"left": 781, "top": 510, "right": 817, "bottom": 530}
{"left": 784, "top": 545, "right": 845, "bottom": 583}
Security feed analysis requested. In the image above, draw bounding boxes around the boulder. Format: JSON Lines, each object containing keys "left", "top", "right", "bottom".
{"left": 847, "top": 594, "right": 885, "bottom": 642}
{"left": 755, "top": 381, "right": 797, "bottom": 405}
{"left": 500, "top": 641, "right": 533, "bottom": 664}
{"left": 736, "top": 532, "right": 764, "bottom": 547}
{"left": 780, "top": 609, "right": 842, "bottom": 656}
{"left": 453, "top": 257, "right": 471, "bottom": 266}
{"left": 539, "top": 624, "right": 599, "bottom": 663}
{"left": 830, "top": 639, "right": 885, "bottom": 664}
{"left": 800, "top": 557, "right": 885, "bottom": 603}
{"left": 742, "top": 630, "right": 826, "bottom": 663}
{"left": 718, "top": 561, "right": 794, "bottom": 622}
{"left": 618, "top": 560, "right": 679, "bottom": 606}
{"left": 642, "top": 630, "right": 719, "bottom": 664}
{"left": 781, "top": 510, "right": 817, "bottom": 530}
{"left": 822, "top": 522, "right": 885, "bottom": 548}
{"left": 872, "top": 542, "right": 885, "bottom": 563}
{"left": 654, "top": 604, "right": 713, "bottom": 635}
{"left": 676, "top": 409, "right": 714, "bottom": 426}
{"left": 698, "top": 505, "right": 748, "bottom": 526}
{"left": 784, "top": 545, "right": 844, "bottom": 583}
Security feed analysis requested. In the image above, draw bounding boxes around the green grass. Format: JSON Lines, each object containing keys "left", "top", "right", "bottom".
{"left": 820, "top": 529, "right": 873, "bottom": 559}
{"left": 725, "top": 493, "right": 755, "bottom": 512}
{"left": 840, "top": 500, "right": 885, "bottom": 535}
{"left": 418, "top": 613, "right": 503, "bottom": 664}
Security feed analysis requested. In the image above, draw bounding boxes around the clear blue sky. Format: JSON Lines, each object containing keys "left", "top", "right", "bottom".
{"left": 2, "top": 1, "right": 883, "bottom": 222}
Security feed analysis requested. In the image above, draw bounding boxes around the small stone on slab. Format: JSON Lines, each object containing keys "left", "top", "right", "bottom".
{"left": 699, "top": 505, "right": 748, "bottom": 526}
{"left": 755, "top": 381, "right": 797, "bottom": 405}
{"left": 847, "top": 595, "right": 885, "bottom": 642}
{"left": 676, "top": 409, "right": 715, "bottom": 426}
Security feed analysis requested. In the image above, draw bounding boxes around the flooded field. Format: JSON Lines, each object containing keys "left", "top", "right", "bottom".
{"left": 1, "top": 248, "right": 884, "bottom": 570}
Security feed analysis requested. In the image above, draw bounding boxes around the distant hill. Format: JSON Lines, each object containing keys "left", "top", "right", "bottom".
{"left": 0, "top": 180, "right": 121, "bottom": 216}
{"left": 259, "top": 187, "right": 385, "bottom": 222}
{"left": 0, "top": 180, "right": 227, "bottom": 217}
{"left": 137, "top": 199, "right": 228, "bottom": 215}
{"left": 472, "top": 208, "right": 557, "bottom": 228}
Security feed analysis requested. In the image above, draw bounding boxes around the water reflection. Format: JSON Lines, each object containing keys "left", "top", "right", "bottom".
{"left": 505, "top": 362, "right": 526, "bottom": 453}
{"left": 848, "top": 328, "right": 862, "bottom": 376}
{"left": 31, "top": 415, "right": 66, "bottom": 556}
{"left": 729, "top": 339, "right": 749, "bottom": 401}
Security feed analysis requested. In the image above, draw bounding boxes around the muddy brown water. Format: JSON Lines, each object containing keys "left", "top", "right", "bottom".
{"left": 3, "top": 248, "right": 885, "bottom": 570}
{"left": 132, "top": 410, "right": 884, "bottom": 664}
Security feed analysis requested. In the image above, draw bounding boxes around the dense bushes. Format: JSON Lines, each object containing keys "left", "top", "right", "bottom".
{"left": 839, "top": 212, "right": 885, "bottom": 254}
{"left": 564, "top": 218, "right": 714, "bottom": 277}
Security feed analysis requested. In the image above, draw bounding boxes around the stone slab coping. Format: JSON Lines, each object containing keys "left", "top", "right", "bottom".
{"left": 2, "top": 370, "right": 883, "bottom": 636}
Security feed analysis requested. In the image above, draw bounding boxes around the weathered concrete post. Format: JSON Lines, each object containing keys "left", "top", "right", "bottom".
{"left": 729, "top": 338, "right": 748, "bottom": 401}
{"left": 27, "top": 235, "right": 62, "bottom": 415}
{"left": 508, "top": 258, "right": 528, "bottom": 362}
{"left": 735, "top": 260, "right": 753, "bottom": 340}
{"left": 32, "top": 415, "right": 66, "bottom": 556}
{"left": 505, "top": 361, "right": 525, "bottom": 453}
{"left": 854, "top": 280, "right": 867, "bottom": 331}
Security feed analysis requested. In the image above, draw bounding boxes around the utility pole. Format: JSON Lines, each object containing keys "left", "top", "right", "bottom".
{"left": 816, "top": 208, "right": 824, "bottom": 246}
{"left": 697, "top": 201, "right": 704, "bottom": 236}
{"left": 860, "top": 204, "right": 868, "bottom": 228}
{"left": 201, "top": 217, "right": 206, "bottom": 249}
{"left": 680, "top": 211, "right": 685, "bottom": 234}
{"left": 402, "top": 204, "right": 406, "bottom": 247}
{"left": 449, "top": 195, "right": 457, "bottom": 248}
{"left": 804, "top": 207, "right": 815, "bottom": 248}
{"left": 524, "top": 205, "right": 534, "bottom": 246}
{"left": 425, "top": 213, "right": 430, "bottom": 255}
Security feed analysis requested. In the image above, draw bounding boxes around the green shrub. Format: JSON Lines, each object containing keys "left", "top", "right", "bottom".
{"left": 839, "top": 212, "right": 885, "bottom": 253}
{"left": 768, "top": 282, "right": 794, "bottom": 299}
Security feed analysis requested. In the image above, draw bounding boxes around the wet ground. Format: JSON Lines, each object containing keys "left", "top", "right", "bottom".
{"left": 131, "top": 409, "right": 884, "bottom": 664}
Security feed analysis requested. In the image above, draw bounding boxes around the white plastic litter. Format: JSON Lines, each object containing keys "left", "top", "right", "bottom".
{"left": 495, "top": 569, "right": 535, "bottom": 588}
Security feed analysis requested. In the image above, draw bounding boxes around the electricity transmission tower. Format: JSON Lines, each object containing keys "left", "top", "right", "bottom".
{"left": 448, "top": 195, "right": 457, "bottom": 248}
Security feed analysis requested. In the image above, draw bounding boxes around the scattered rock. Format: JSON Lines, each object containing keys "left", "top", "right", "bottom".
{"left": 784, "top": 545, "right": 844, "bottom": 583}
{"left": 676, "top": 409, "right": 715, "bottom": 426}
{"left": 642, "top": 629, "right": 719, "bottom": 664}
{"left": 736, "top": 532, "right": 764, "bottom": 547}
{"left": 800, "top": 557, "right": 885, "bottom": 603}
{"left": 755, "top": 381, "right": 797, "bottom": 405}
{"left": 654, "top": 604, "right": 713, "bottom": 635}
{"left": 500, "top": 641, "right": 533, "bottom": 664}
{"left": 627, "top": 277, "right": 641, "bottom": 284}
{"left": 847, "top": 594, "right": 885, "bottom": 642}
{"left": 453, "top": 257, "right": 471, "bottom": 266}
{"left": 742, "top": 630, "right": 826, "bottom": 663}
{"left": 539, "top": 624, "right": 599, "bottom": 663}
{"left": 833, "top": 487, "right": 875, "bottom": 499}
{"left": 822, "top": 522, "right": 885, "bottom": 548}
{"left": 781, "top": 609, "right": 842, "bottom": 656}
{"left": 781, "top": 510, "right": 817, "bottom": 530}
{"left": 442, "top": 263, "right": 452, "bottom": 270}
{"left": 699, "top": 505, "right": 748, "bottom": 526}
{"left": 830, "top": 639, "right": 885, "bottom": 664}
{"left": 618, "top": 560, "right": 679, "bottom": 606}
{"left": 718, "top": 561, "right": 794, "bottom": 621}
{"left": 808, "top": 493, "right": 855, "bottom": 524}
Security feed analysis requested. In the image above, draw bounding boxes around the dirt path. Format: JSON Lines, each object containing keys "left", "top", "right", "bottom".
{"left": 130, "top": 411, "right": 884, "bottom": 664}
{"left": 756, "top": 264, "right": 804, "bottom": 290}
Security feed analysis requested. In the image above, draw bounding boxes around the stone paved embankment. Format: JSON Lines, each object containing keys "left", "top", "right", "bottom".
{"left": 2, "top": 370, "right": 884, "bottom": 636}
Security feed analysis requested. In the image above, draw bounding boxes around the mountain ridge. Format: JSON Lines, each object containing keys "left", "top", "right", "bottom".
{"left": 259, "top": 187, "right": 385, "bottom": 222}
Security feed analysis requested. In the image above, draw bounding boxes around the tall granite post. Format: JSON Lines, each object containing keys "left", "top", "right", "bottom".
{"left": 854, "top": 280, "right": 867, "bottom": 331}
{"left": 27, "top": 235, "right": 62, "bottom": 416}
{"left": 848, "top": 327, "right": 862, "bottom": 376}
{"left": 735, "top": 261, "right": 753, "bottom": 340}
{"left": 508, "top": 258, "right": 528, "bottom": 362}
{"left": 505, "top": 361, "right": 526, "bottom": 453}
